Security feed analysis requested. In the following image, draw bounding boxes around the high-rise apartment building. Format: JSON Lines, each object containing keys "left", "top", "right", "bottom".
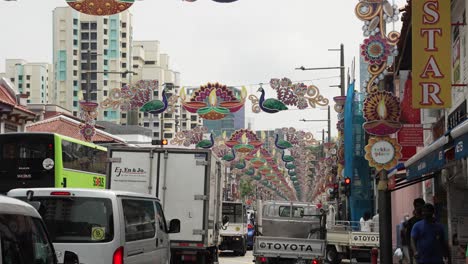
{"left": 0, "top": 59, "right": 53, "bottom": 104}
{"left": 52, "top": 7, "right": 132, "bottom": 120}
{"left": 130, "top": 41, "right": 201, "bottom": 140}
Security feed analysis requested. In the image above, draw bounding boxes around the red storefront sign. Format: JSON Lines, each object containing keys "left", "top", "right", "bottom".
{"left": 398, "top": 125, "right": 424, "bottom": 146}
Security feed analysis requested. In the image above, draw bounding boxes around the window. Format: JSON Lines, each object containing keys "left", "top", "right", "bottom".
{"left": 104, "top": 18, "right": 108, "bottom": 25}
{"left": 10, "top": 78, "right": 14, "bottom": 82}
{"left": 73, "top": 39, "right": 78, "bottom": 46}
{"left": 73, "top": 50, "right": 78, "bottom": 56}
{"left": 122, "top": 22, "right": 127, "bottom": 28}
{"left": 31, "top": 197, "right": 114, "bottom": 243}
{"left": 222, "top": 203, "right": 244, "bottom": 223}
{"left": 90, "top": 43, "right": 97, "bottom": 50}
{"left": 0, "top": 214, "right": 55, "bottom": 263}
{"left": 145, "top": 61, "right": 156, "bottom": 65}
{"left": 104, "top": 111, "right": 108, "bottom": 117}
{"left": 122, "top": 199, "right": 156, "bottom": 242}
{"left": 122, "top": 63, "right": 127, "bottom": 68}
{"left": 26, "top": 83, "right": 30, "bottom": 88}
{"left": 164, "top": 123, "right": 172, "bottom": 129}
{"left": 90, "top": 22, "right": 97, "bottom": 30}
{"left": 191, "top": 116, "right": 197, "bottom": 121}
{"left": 153, "top": 91, "right": 159, "bottom": 97}
{"left": 104, "top": 49, "right": 108, "bottom": 55}
{"left": 73, "top": 29, "right": 78, "bottom": 35}
{"left": 73, "top": 91, "right": 78, "bottom": 96}
{"left": 73, "top": 60, "right": 77, "bottom": 66}
{"left": 104, "top": 29, "right": 108, "bottom": 35}
{"left": 122, "top": 42, "right": 127, "bottom": 48}
{"left": 122, "top": 32, "right": 127, "bottom": 38}
{"left": 153, "top": 132, "right": 159, "bottom": 138}
{"left": 18, "top": 75, "right": 23, "bottom": 81}
{"left": 18, "top": 84, "right": 22, "bottom": 89}
{"left": 153, "top": 122, "right": 159, "bottom": 127}
{"left": 61, "top": 140, "right": 107, "bottom": 174}
{"left": 164, "top": 133, "right": 173, "bottom": 139}
{"left": 279, "top": 206, "right": 304, "bottom": 218}
{"left": 73, "top": 80, "right": 78, "bottom": 86}
{"left": 73, "top": 101, "right": 78, "bottom": 107}
{"left": 122, "top": 113, "right": 127, "bottom": 118}
{"left": 164, "top": 113, "right": 172, "bottom": 119}
{"left": 155, "top": 202, "right": 168, "bottom": 232}
{"left": 143, "top": 122, "right": 149, "bottom": 127}
{"left": 104, "top": 90, "right": 108, "bottom": 96}
{"left": 81, "top": 32, "right": 89, "bottom": 39}
{"left": 91, "top": 32, "right": 97, "bottom": 40}
{"left": 81, "top": 22, "right": 88, "bottom": 30}
{"left": 191, "top": 124, "right": 197, "bottom": 129}
{"left": 73, "top": 18, "right": 78, "bottom": 25}
{"left": 122, "top": 52, "right": 127, "bottom": 58}
{"left": 26, "top": 75, "right": 30, "bottom": 80}
{"left": 90, "top": 93, "right": 97, "bottom": 101}
{"left": 73, "top": 70, "right": 77, "bottom": 77}
{"left": 104, "top": 39, "right": 108, "bottom": 45}
{"left": 81, "top": 43, "right": 89, "bottom": 50}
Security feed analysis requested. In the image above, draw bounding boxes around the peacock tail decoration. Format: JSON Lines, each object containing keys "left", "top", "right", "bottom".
{"left": 170, "top": 126, "right": 213, "bottom": 148}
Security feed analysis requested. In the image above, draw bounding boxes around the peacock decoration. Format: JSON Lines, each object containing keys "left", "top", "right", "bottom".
{"left": 275, "top": 134, "right": 293, "bottom": 150}
{"left": 140, "top": 88, "right": 168, "bottom": 114}
{"left": 196, "top": 133, "right": 214, "bottom": 149}
{"left": 222, "top": 149, "right": 236, "bottom": 162}
{"left": 248, "top": 78, "right": 329, "bottom": 113}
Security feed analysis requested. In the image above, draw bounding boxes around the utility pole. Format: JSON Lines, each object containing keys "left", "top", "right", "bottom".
{"left": 86, "top": 50, "right": 92, "bottom": 102}
{"left": 328, "top": 105, "right": 331, "bottom": 142}
{"left": 340, "top": 44, "right": 345, "bottom": 97}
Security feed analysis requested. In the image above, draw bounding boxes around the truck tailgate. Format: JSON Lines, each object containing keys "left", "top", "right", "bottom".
{"left": 254, "top": 236, "right": 325, "bottom": 259}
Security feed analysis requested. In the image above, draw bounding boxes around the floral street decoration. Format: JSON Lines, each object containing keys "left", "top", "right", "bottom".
{"left": 249, "top": 78, "right": 329, "bottom": 113}
{"left": 170, "top": 126, "right": 214, "bottom": 149}
{"left": 364, "top": 136, "right": 402, "bottom": 171}
{"left": 101, "top": 80, "right": 178, "bottom": 114}
{"left": 355, "top": 0, "right": 400, "bottom": 93}
{"left": 180, "top": 83, "right": 247, "bottom": 120}
{"left": 363, "top": 91, "right": 401, "bottom": 136}
{"left": 225, "top": 129, "right": 263, "bottom": 153}
{"left": 79, "top": 101, "right": 99, "bottom": 142}
{"left": 66, "top": 0, "right": 134, "bottom": 16}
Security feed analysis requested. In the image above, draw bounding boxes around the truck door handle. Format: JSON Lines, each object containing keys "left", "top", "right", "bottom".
{"left": 128, "top": 249, "right": 144, "bottom": 256}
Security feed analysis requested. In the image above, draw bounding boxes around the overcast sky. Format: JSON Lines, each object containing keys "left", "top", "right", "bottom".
{"left": 0, "top": 0, "right": 406, "bottom": 138}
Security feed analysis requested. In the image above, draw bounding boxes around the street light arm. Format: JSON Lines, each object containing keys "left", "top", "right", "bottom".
{"left": 295, "top": 66, "right": 344, "bottom": 71}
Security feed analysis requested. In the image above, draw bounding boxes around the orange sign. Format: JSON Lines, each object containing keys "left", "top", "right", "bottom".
{"left": 412, "top": 0, "right": 451, "bottom": 109}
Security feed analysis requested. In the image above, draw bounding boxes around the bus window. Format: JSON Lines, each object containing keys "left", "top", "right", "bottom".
{"left": 62, "top": 140, "right": 107, "bottom": 175}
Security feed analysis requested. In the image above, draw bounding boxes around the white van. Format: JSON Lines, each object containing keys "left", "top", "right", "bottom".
{"left": 0, "top": 195, "right": 80, "bottom": 264}
{"left": 8, "top": 188, "right": 180, "bottom": 264}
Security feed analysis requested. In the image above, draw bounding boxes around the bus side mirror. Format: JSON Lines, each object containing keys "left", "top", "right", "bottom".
{"left": 63, "top": 251, "right": 80, "bottom": 264}
{"left": 222, "top": 215, "right": 230, "bottom": 226}
{"left": 168, "top": 219, "right": 181, "bottom": 234}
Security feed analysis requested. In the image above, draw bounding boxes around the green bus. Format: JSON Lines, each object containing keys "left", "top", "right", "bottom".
{"left": 0, "top": 133, "right": 107, "bottom": 193}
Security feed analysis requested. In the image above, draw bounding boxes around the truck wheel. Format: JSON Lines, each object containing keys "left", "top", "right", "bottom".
{"left": 326, "top": 246, "right": 341, "bottom": 264}
{"left": 240, "top": 238, "right": 247, "bottom": 256}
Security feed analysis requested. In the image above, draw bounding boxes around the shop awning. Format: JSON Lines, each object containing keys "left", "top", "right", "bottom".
{"left": 451, "top": 120, "right": 468, "bottom": 160}
{"left": 404, "top": 135, "right": 448, "bottom": 181}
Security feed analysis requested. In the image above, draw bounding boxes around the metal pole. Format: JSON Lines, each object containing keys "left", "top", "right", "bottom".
{"left": 340, "top": 44, "right": 345, "bottom": 96}
{"left": 328, "top": 105, "right": 331, "bottom": 142}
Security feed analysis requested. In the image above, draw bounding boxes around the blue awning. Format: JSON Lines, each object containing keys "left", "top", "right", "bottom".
{"left": 404, "top": 136, "right": 448, "bottom": 181}
{"left": 451, "top": 120, "right": 468, "bottom": 160}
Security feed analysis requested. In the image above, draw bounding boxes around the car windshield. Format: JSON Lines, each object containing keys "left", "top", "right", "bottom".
{"left": 222, "top": 203, "right": 244, "bottom": 223}
{"left": 32, "top": 197, "right": 114, "bottom": 243}
{"left": 0, "top": 213, "right": 56, "bottom": 264}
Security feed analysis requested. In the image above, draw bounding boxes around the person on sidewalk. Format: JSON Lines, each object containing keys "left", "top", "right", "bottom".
{"left": 411, "top": 203, "right": 448, "bottom": 264}
{"left": 372, "top": 209, "right": 380, "bottom": 232}
{"left": 404, "top": 198, "right": 425, "bottom": 264}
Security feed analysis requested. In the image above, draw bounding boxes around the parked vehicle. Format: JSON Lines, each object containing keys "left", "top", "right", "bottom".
{"left": 107, "top": 147, "right": 224, "bottom": 264}
{"left": 0, "top": 195, "right": 80, "bottom": 264}
{"left": 325, "top": 205, "right": 379, "bottom": 264}
{"left": 253, "top": 200, "right": 326, "bottom": 264}
{"left": 8, "top": 188, "right": 180, "bottom": 264}
{"left": 219, "top": 202, "right": 248, "bottom": 255}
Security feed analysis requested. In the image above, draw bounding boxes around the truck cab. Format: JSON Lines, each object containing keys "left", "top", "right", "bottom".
{"left": 219, "top": 202, "right": 248, "bottom": 256}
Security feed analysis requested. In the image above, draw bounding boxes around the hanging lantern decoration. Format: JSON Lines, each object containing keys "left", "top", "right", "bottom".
{"left": 66, "top": 0, "right": 135, "bottom": 16}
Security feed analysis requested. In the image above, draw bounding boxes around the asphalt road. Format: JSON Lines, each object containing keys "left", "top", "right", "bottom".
{"left": 219, "top": 250, "right": 254, "bottom": 264}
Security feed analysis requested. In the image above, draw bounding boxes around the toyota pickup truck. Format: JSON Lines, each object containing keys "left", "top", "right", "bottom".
{"left": 253, "top": 200, "right": 326, "bottom": 264}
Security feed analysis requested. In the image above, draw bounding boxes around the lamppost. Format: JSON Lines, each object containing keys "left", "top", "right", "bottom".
{"left": 296, "top": 44, "right": 345, "bottom": 96}
{"left": 299, "top": 105, "right": 331, "bottom": 143}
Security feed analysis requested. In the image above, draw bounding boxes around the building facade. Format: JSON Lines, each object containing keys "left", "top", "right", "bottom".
{"left": 52, "top": 7, "right": 132, "bottom": 121}
{"left": 0, "top": 59, "right": 53, "bottom": 104}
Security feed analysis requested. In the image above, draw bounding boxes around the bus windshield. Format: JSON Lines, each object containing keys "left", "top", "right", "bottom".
{"left": 0, "top": 214, "right": 56, "bottom": 264}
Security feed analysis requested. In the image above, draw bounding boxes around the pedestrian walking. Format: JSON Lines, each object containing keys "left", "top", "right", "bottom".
{"left": 372, "top": 209, "right": 380, "bottom": 232}
{"left": 411, "top": 203, "right": 448, "bottom": 264}
{"left": 404, "top": 198, "right": 425, "bottom": 264}
{"left": 360, "top": 212, "right": 372, "bottom": 232}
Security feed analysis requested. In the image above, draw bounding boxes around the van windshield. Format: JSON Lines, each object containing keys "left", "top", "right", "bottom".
{"left": 0, "top": 214, "right": 56, "bottom": 264}
{"left": 33, "top": 197, "right": 114, "bottom": 243}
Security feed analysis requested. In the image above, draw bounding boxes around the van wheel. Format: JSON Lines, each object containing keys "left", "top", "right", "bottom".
{"left": 239, "top": 238, "right": 247, "bottom": 256}
{"left": 326, "top": 246, "right": 342, "bottom": 264}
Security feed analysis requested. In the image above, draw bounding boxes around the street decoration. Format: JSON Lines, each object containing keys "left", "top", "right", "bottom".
{"left": 363, "top": 91, "right": 401, "bottom": 135}
{"left": 79, "top": 101, "right": 98, "bottom": 142}
{"left": 66, "top": 0, "right": 134, "bottom": 16}
{"left": 355, "top": 0, "right": 400, "bottom": 93}
{"left": 170, "top": 126, "right": 214, "bottom": 149}
{"left": 365, "top": 136, "right": 402, "bottom": 171}
{"left": 334, "top": 96, "right": 346, "bottom": 167}
{"left": 225, "top": 129, "right": 263, "bottom": 152}
{"left": 101, "top": 80, "right": 178, "bottom": 113}
{"left": 249, "top": 78, "right": 329, "bottom": 113}
{"left": 179, "top": 83, "right": 247, "bottom": 120}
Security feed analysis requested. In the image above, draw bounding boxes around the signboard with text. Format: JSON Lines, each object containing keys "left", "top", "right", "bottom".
{"left": 412, "top": 0, "right": 451, "bottom": 109}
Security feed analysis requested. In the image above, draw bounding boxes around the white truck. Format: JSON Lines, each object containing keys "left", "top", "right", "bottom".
{"left": 107, "top": 147, "right": 224, "bottom": 264}
{"left": 253, "top": 200, "right": 326, "bottom": 264}
{"left": 325, "top": 205, "right": 380, "bottom": 264}
{"left": 219, "top": 201, "right": 248, "bottom": 256}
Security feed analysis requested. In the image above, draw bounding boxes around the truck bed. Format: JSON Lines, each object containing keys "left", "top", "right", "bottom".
{"left": 327, "top": 230, "right": 379, "bottom": 247}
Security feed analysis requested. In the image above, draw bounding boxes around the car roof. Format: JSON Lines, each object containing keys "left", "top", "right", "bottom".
{"left": 8, "top": 188, "right": 160, "bottom": 200}
{"left": 0, "top": 195, "right": 41, "bottom": 218}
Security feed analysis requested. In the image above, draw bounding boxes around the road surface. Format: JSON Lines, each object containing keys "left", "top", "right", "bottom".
{"left": 219, "top": 250, "right": 254, "bottom": 264}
